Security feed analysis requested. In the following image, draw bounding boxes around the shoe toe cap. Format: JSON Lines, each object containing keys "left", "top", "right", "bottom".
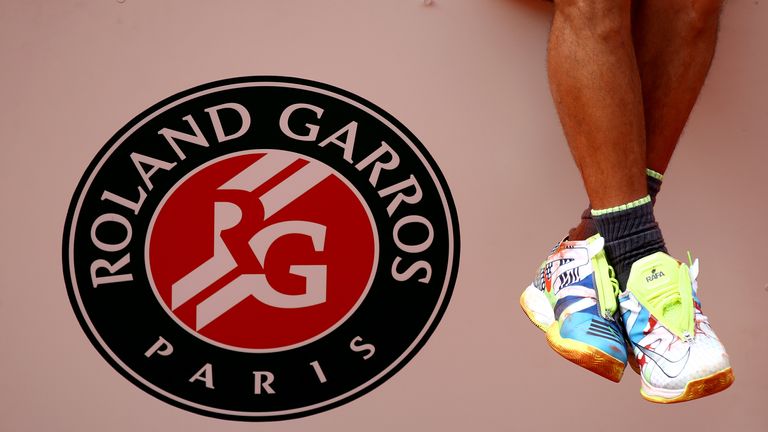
{"left": 646, "top": 335, "right": 730, "bottom": 390}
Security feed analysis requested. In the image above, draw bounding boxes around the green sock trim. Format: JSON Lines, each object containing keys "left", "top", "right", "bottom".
{"left": 591, "top": 195, "right": 652, "bottom": 216}
{"left": 645, "top": 168, "right": 664, "bottom": 181}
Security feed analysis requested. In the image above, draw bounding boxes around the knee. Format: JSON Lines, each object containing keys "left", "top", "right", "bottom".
{"left": 553, "top": 0, "right": 632, "bottom": 41}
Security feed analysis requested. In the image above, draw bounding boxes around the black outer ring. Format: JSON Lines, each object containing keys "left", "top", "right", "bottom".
{"left": 62, "top": 76, "right": 461, "bottom": 421}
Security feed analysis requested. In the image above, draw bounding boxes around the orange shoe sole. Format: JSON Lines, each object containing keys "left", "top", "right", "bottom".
{"left": 520, "top": 290, "right": 625, "bottom": 383}
{"left": 641, "top": 367, "right": 734, "bottom": 404}
{"left": 545, "top": 321, "right": 626, "bottom": 383}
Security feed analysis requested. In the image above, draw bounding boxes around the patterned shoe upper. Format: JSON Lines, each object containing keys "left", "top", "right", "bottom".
{"left": 535, "top": 235, "right": 627, "bottom": 363}
{"left": 620, "top": 252, "right": 730, "bottom": 390}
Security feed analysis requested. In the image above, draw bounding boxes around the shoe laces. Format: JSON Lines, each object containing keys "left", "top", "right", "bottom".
{"left": 594, "top": 260, "right": 621, "bottom": 319}
{"left": 607, "top": 265, "right": 620, "bottom": 298}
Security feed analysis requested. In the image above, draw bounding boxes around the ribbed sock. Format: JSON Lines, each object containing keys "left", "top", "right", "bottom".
{"left": 645, "top": 168, "right": 663, "bottom": 205}
{"left": 591, "top": 196, "right": 667, "bottom": 290}
{"left": 568, "top": 169, "right": 664, "bottom": 241}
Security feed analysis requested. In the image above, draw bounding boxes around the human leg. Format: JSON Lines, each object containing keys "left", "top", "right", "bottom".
{"left": 521, "top": 0, "right": 649, "bottom": 382}
{"left": 523, "top": 2, "right": 733, "bottom": 399}
{"left": 546, "top": 0, "right": 666, "bottom": 288}
{"left": 633, "top": 0, "right": 724, "bottom": 174}
{"left": 568, "top": 0, "right": 724, "bottom": 241}
{"left": 547, "top": 0, "right": 647, "bottom": 210}
{"left": 615, "top": 0, "right": 733, "bottom": 403}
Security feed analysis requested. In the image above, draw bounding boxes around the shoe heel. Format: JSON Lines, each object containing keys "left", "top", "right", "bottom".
{"left": 545, "top": 322, "right": 626, "bottom": 383}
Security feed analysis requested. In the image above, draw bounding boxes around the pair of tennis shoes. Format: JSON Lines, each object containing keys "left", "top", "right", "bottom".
{"left": 520, "top": 235, "right": 734, "bottom": 403}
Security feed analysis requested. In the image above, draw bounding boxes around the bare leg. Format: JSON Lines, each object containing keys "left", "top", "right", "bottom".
{"left": 567, "top": 0, "right": 723, "bottom": 240}
{"left": 548, "top": 0, "right": 647, "bottom": 211}
{"left": 633, "top": 0, "right": 724, "bottom": 174}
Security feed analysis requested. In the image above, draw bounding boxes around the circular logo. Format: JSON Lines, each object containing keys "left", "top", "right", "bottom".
{"left": 147, "top": 150, "right": 378, "bottom": 352}
{"left": 63, "top": 76, "right": 460, "bottom": 421}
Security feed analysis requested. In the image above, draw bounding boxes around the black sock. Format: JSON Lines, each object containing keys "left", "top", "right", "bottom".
{"left": 592, "top": 197, "right": 667, "bottom": 290}
{"left": 572, "top": 171, "right": 663, "bottom": 241}
{"left": 646, "top": 169, "right": 663, "bottom": 205}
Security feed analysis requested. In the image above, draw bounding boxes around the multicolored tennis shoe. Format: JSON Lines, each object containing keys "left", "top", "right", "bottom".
{"left": 520, "top": 235, "right": 627, "bottom": 382}
{"left": 620, "top": 252, "right": 734, "bottom": 403}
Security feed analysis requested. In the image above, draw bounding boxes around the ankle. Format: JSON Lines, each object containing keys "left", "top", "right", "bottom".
{"left": 568, "top": 208, "right": 598, "bottom": 241}
{"left": 592, "top": 197, "right": 667, "bottom": 289}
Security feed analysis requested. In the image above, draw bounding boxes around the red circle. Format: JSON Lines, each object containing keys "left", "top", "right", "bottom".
{"left": 147, "top": 151, "right": 376, "bottom": 351}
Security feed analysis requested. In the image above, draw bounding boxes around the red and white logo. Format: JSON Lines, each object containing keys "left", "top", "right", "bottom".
{"left": 147, "top": 150, "right": 377, "bottom": 351}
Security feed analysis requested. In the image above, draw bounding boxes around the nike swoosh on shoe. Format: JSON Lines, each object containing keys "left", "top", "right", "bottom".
{"left": 634, "top": 343, "right": 691, "bottom": 378}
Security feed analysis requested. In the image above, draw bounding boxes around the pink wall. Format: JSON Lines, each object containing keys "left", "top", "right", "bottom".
{"left": 1, "top": 1, "right": 766, "bottom": 430}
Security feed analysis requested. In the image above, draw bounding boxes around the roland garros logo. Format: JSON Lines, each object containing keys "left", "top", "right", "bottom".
{"left": 63, "top": 77, "right": 460, "bottom": 421}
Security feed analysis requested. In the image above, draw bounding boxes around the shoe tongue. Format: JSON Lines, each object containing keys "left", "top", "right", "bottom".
{"left": 663, "top": 301, "right": 682, "bottom": 325}
{"left": 633, "top": 258, "right": 678, "bottom": 297}
{"left": 627, "top": 252, "right": 694, "bottom": 338}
